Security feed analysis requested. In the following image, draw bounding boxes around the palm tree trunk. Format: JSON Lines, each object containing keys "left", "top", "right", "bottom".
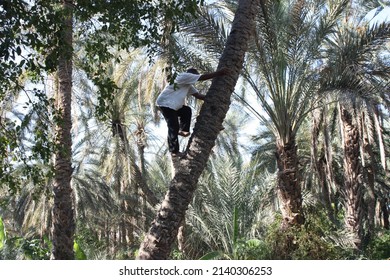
{"left": 137, "top": 0, "right": 259, "bottom": 260}
{"left": 340, "top": 105, "right": 363, "bottom": 248}
{"left": 121, "top": 125, "right": 159, "bottom": 246}
{"left": 119, "top": 133, "right": 135, "bottom": 247}
{"left": 381, "top": 199, "right": 389, "bottom": 230}
{"left": 311, "top": 108, "right": 334, "bottom": 221}
{"left": 276, "top": 137, "right": 305, "bottom": 228}
{"left": 361, "top": 112, "right": 376, "bottom": 241}
{"left": 51, "top": 0, "right": 75, "bottom": 260}
{"left": 137, "top": 142, "right": 147, "bottom": 231}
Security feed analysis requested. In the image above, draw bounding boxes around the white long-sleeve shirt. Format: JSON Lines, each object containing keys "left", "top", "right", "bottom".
{"left": 156, "top": 72, "right": 200, "bottom": 110}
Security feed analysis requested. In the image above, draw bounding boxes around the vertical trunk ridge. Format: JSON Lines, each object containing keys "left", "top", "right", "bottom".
{"left": 340, "top": 105, "right": 363, "bottom": 248}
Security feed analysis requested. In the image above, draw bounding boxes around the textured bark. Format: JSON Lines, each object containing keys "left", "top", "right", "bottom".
{"left": 137, "top": 0, "right": 259, "bottom": 260}
{"left": 340, "top": 105, "right": 363, "bottom": 248}
{"left": 381, "top": 198, "right": 389, "bottom": 230}
{"left": 311, "top": 109, "right": 334, "bottom": 221}
{"left": 135, "top": 125, "right": 152, "bottom": 231}
{"left": 362, "top": 116, "right": 376, "bottom": 239}
{"left": 375, "top": 199, "right": 389, "bottom": 229}
{"left": 51, "top": 0, "right": 75, "bottom": 260}
{"left": 276, "top": 138, "right": 305, "bottom": 228}
{"left": 177, "top": 218, "right": 186, "bottom": 254}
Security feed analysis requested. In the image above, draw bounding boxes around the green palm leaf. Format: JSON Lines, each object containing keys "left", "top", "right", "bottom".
{"left": 0, "top": 217, "right": 6, "bottom": 250}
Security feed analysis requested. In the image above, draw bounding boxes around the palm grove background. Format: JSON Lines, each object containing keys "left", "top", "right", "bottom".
{"left": 1, "top": 0, "right": 390, "bottom": 260}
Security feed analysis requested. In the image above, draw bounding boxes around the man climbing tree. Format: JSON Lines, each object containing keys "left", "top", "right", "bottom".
{"left": 137, "top": 0, "right": 259, "bottom": 260}
{"left": 156, "top": 68, "right": 229, "bottom": 157}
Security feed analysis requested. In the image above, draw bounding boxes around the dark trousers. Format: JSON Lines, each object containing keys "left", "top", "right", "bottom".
{"left": 159, "top": 106, "right": 192, "bottom": 153}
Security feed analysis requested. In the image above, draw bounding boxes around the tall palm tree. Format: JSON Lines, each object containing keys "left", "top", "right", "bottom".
{"left": 243, "top": 0, "right": 350, "bottom": 228}
{"left": 320, "top": 18, "right": 390, "bottom": 247}
{"left": 137, "top": 0, "right": 259, "bottom": 260}
{"left": 51, "top": 0, "right": 75, "bottom": 260}
{"left": 74, "top": 49, "right": 165, "bottom": 255}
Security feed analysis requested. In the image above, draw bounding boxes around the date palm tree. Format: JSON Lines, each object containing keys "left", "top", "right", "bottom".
{"left": 186, "top": 155, "right": 273, "bottom": 259}
{"left": 137, "top": 0, "right": 259, "bottom": 259}
{"left": 71, "top": 49, "right": 163, "bottom": 256}
{"left": 243, "top": 0, "right": 350, "bottom": 228}
{"left": 320, "top": 18, "right": 390, "bottom": 247}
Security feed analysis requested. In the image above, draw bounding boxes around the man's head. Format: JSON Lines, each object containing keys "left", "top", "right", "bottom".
{"left": 186, "top": 68, "right": 200, "bottom": 75}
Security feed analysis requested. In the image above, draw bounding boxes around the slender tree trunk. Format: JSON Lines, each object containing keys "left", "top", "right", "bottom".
{"left": 311, "top": 108, "right": 334, "bottom": 221}
{"left": 340, "top": 105, "right": 363, "bottom": 249}
{"left": 51, "top": 0, "right": 75, "bottom": 260}
{"left": 114, "top": 121, "right": 158, "bottom": 247}
{"left": 276, "top": 137, "right": 305, "bottom": 228}
{"left": 323, "top": 103, "right": 338, "bottom": 219}
{"left": 135, "top": 126, "right": 157, "bottom": 231}
{"left": 130, "top": 160, "right": 158, "bottom": 207}
{"left": 137, "top": 0, "right": 259, "bottom": 260}
{"left": 119, "top": 130, "right": 135, "bottom": 247}
{"left": 136, "top": 123, "right": 147, "bottom": 176}
{"left": 120, "top": 124, "right": 159, "bottom": 245}
{"left": 373, "top": 106, "right": 386, "bottom": 170}
{"left": 381, "top": 198, "right": 389, "bottom": 230}
{"left": 361, "top": 112, "right": 376, "bottom": 241}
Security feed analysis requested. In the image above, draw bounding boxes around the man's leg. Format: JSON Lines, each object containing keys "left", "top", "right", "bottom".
{"left": 159, "top": 107, "right": 180, "bottom": 153}
{"left": 177, "top": 105, "right": 192, "bottom": 137}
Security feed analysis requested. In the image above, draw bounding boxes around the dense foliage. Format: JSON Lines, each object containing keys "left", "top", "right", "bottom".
{"left": 1, "top": 0, "right": 389, "bottom": 260}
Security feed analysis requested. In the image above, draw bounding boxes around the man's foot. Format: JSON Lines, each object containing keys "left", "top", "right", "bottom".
{"left": 171, "top": 151, "right": 185, "bottom": 158}
{"left": 178, "top": 130, "right": 190, "bottom": 137}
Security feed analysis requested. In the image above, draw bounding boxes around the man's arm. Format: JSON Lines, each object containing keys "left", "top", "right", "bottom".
{"left": 198, "top": 68, "right": 230, "bottom": 81}
{"left": 192, "top": 68, "right": 230, "bottom": 100}
{"left": 192, "top": 92, "right": 205, "bottom": 100}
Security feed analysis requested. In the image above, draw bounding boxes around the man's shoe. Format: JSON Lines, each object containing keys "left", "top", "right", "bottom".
{"left": 178, "top": 131, "right": 190, "bottom": 137}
